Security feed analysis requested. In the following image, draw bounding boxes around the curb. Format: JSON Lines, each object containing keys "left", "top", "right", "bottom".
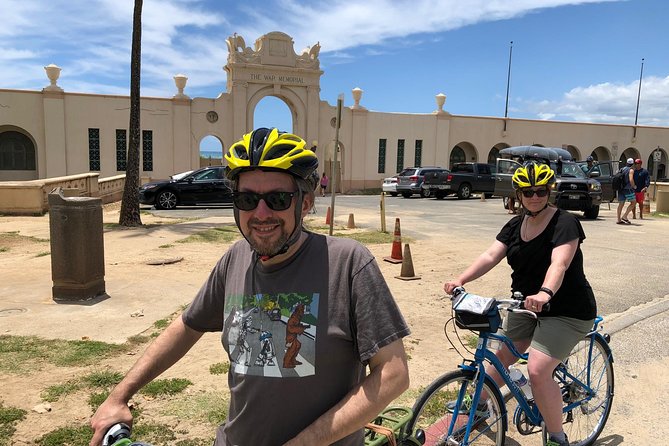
{"left": 602, "top": 295, "right": 669, "bottom": 335}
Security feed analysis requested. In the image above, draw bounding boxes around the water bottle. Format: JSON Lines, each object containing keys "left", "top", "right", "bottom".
{"left": 509, "top": 366, "right": 533, "bottom": 400}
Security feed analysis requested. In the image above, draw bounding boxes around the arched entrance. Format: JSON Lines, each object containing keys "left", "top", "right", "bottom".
{"left": 199, "top": 135, "right": 224, "bottom": 167}
{"left": 224, "top": 31, "right": 323, "bottom": 148}
{"left": 591, "top": 146, "right": 611, "bottom": 161}
{"left": 253, "top": 96, "right": 293, "bottom": 133}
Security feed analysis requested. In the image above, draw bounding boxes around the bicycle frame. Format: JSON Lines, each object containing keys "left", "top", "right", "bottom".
{"left": 449, "top": 315, "right": 609, "bottom": 445}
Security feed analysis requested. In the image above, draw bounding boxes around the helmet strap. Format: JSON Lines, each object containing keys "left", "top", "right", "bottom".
{"left": 525, "top": 202, "right": 549, "bottom": 217}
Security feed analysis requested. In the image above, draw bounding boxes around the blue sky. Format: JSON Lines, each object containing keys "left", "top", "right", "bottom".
{"left": 2, "top": 0, "right": 668, "bottom": 153}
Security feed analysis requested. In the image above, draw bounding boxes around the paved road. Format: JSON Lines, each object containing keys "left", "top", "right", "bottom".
{"left": 145, "top": 194, "right": 669, "bottom": 317}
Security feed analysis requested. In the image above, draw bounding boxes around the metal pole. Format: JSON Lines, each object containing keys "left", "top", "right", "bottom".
{"left": 633, "top": 58, "right": 644, "bottom": 138}
{"left": 503, "top": 41, "right": 513, "bottom": 132}
{"left": 329, "top": 94, "right": 343, "bottom": 236}
{"left": 653, "top": 147, "right": 660, "bottom": 201}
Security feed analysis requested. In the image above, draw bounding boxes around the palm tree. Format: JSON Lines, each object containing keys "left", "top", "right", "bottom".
{"left": 119, "top": 0, "right": 143, "bottom": 226}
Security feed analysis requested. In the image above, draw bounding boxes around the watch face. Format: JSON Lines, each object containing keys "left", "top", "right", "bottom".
{"left": 206, "top": 111, "right": 219, "bottom": 123}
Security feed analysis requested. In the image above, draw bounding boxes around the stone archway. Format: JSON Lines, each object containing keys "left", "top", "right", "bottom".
{"left": 0, "top": 127, "right": 38, "bottom": 181}
{"left": 224, "top": 32, "right": 323, "bottom": 146}
{"left": 247, "top": 87, "right": 305, "bottom": 136}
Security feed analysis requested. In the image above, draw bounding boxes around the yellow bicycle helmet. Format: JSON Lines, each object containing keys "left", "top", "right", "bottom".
{"left": 512, "top": 162, "right": 556, "bottom": 190}
{"left": 225, "top": 127, "right": 318, "bottom": 183}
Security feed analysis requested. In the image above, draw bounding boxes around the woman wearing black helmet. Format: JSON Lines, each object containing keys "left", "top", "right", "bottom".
{"left": 444, "top": 162, "right": 597, "bottom": 446}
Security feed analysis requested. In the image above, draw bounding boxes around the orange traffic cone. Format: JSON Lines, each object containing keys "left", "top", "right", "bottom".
{"left": 396, "top": 244, "right": 420, "bottom": 281}
{"left": 347, "top": 213, "right": 356, "bottom": 229}
{"left": 325, "top": 206, "right": 331, "bottom": 225}
{"left": 383, "top": 218, "right": 403, "bottom": 264}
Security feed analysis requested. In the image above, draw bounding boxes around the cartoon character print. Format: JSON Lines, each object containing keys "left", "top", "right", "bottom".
{"left": 254, "top": 331, "right": 276, "bottom": 366}
{"left": 232, "top": 307, "right": 259, "bottom": 366}
{"left": 283, "top": 303, "right": 310, "bottom": 368}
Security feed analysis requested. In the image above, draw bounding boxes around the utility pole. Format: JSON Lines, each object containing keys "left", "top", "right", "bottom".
{"left": 504, "top": 41, "right": 513, "bottom": 132}
{"left": 633, "top": 58, "right": 644, "bottom": 139}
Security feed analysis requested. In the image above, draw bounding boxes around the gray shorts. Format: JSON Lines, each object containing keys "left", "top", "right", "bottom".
{"left": 501, "top": 312, "right": 594, "bottom": 361}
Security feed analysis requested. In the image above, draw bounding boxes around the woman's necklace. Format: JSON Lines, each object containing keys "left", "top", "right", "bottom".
{"left": 522, "top": 207, "right": 555, "bottom": 241}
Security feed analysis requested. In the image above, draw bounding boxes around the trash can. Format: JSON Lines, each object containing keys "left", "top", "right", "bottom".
{"left": 48, "top": 187, "right": 106, "bottom": 301}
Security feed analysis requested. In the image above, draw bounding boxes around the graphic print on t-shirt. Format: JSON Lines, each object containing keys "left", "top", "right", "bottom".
{"left": 223, "top": 292, "right": 319, "bottom": 377}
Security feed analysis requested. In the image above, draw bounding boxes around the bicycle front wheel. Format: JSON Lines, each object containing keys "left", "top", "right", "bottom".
{"left": 558, "top": 333, "right": 614, "bottom": 446}
{"left": 406, "top": 369, "right": 507, "bottom": 446}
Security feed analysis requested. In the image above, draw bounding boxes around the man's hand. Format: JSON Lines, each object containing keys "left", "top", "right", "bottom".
{"left": 89, "top": 397, "right": 132, "bottom": 446}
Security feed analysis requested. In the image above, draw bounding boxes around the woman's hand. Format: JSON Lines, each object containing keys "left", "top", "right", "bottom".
{"left": 524, "top": 292, "right": 551, "bottom": 313}
{"left": 444, "top": 280, "right": 463, "bottom": 295}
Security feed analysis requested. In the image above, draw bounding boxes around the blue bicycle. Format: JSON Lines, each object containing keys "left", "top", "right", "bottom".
{"left": 404, "top": 288, "right": 614, "bottom": 446}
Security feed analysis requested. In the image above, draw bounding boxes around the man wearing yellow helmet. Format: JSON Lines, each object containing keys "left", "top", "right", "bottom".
{"left": 445, "top": 161, "right": 597, "bottom": 446}
{"left": 90, "top": 128, "right": 410, "bottom": 446}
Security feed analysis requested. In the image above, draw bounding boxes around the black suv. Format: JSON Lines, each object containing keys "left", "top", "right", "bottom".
{"left": 395, "top": 167, "right": 449, "bottom": 198}
{"left": 495, "top": 146, "right": 603, "bottom": 219}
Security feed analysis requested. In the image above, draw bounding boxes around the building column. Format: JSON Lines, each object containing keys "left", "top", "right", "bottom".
{"left": 42, "top": 90, "right": 68, "bottom": 177}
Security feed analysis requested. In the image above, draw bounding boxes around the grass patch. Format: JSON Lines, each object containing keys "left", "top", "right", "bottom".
{"left": 209, "top": 362, "right": 229, "bottom": 375}
{"left": 159, "top": 243, "right": 175, "bottom": 248}
{"left": 0, "top": 335, "right": 130, "bottom": 373}
{"left": 153, "top": 318, "right": 170, "bottom": 330}
{"left": 652, "top": 211, "right": 669, "bottom": 218}
{"left": 132, "top": 422, "right": 178, "bottom": 444}
{"left": 128, "top": 334, "right": 151, "bottom": 345}
{"left": 163, "top": 391, "right": 229, "bottom": 426}
{"left": 464, "top": 334, "right": 479, "bottom": 349}
{"left": 36, "top": 424, "right": 93, "bottom": 446}
{"left": 0, "top": 247, "right": 8, "bottom": 253}
{"left": 140, "top": 378, "right": 193, "bottom": 397}
{"left": 41, "top": 380, "right": 82, "bottom": 402}
{"left": 35, "top": 251, "right": 50, "bottom": 257}
{"left": 87, "top": 391, "right": 109, "bottom": 412}
{"left": 176, "top": 226, "right": 239, "bottom": 244}
{"left": 83, "top": 370, "right": 124, "bottom": 388}
{"left": 0, "top": 403, "right": 27, "bottom": 446}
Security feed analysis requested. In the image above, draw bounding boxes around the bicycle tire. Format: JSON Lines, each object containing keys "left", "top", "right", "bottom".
{"left": 405, "top": 369, "right": 507, "bottom": 446}
{"left": 558, "top": 333, "right": 614, "bottom": 446}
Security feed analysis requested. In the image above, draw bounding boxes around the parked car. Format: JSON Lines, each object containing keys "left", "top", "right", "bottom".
{"left": 382, "top": 176, "right": 399, "bottom": 196}
{"left": 422, "top": 162, "right": 496, "bottom": 199}
{"left": 576, "top": 160, "right": 620, "bottom": 202}
{"left": 138, "top": 166, "right": 233, "bottom": 210}
{"left": 495, "top": 146, "right": 603, "bottom": 219}
{"left": 396, "top": 167, "right": 448, "bottom": 198}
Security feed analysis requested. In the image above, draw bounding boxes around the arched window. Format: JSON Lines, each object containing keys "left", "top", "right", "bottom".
{"left": 0, "top": 131, "right": 36, "bottom": 170}
{"left": 450, "top": 146, "right": 466, "bottom": 166}
{"left": 487, "top": 148, "right": 500, "bottom": 165}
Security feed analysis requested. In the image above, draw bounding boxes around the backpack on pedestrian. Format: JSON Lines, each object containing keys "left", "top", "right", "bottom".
{"left": 611, "top": 167, "right": 628, "bottom": 192}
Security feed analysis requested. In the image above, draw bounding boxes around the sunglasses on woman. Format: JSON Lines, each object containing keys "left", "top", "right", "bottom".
{"left": 520, "top": 188, "right": 550, "bottom": 198}
{"left": 233, "top": 191, "right": 297, "bottom": 211}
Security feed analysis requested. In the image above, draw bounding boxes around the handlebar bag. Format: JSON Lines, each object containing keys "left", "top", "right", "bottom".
{"left": 453, "top": 293, "right": 501, "bottom": 332}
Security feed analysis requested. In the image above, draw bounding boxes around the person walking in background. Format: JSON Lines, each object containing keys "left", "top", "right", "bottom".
{"left": 319, "top": 172, "right": 329, "bottom": 197}
{"left": 616, "top": 158, "right": 637, "bottom": 225}
{"left": 632, "top": 158, "right": 650, "bottom": 219}
{"left": 89, "top": 128, "right": 410, "bottom": 446}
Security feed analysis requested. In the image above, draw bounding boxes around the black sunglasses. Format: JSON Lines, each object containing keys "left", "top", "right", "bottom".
{"left": 233, "top": 191, "right": 297, "bottom": 211}
{"left": 520, "top": 188, "right": 550, "bottom": 198}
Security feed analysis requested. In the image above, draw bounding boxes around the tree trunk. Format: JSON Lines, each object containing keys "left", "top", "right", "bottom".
{"left": 119, "top": 0, "right": 143, "bottom": 227}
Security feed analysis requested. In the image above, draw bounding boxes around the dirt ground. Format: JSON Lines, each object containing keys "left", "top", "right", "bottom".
{"left": 0, "top": 203, "right": 666, "bottom": 445}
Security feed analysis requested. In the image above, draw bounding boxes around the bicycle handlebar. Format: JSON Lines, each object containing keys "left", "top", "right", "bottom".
{"left": 450, "top": 287, "right": 550, "bottom": 314}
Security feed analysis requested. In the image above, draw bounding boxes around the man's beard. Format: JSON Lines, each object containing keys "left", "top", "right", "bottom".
{"left": 247, "top": 217, "right": 291, "bottom": 257}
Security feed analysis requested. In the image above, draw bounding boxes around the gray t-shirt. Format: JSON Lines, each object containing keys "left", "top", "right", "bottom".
{"left": 182, "top": 231, "right": 410, "bottom": 445}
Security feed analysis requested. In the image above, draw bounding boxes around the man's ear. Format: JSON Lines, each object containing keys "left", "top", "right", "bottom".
{"left": 300, "top": 193, "right": 314, "bottom": 218}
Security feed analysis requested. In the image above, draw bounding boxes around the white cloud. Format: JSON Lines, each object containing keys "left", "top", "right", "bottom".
{"left": 523, "top": 76, "right": 669, "bottom": 126}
